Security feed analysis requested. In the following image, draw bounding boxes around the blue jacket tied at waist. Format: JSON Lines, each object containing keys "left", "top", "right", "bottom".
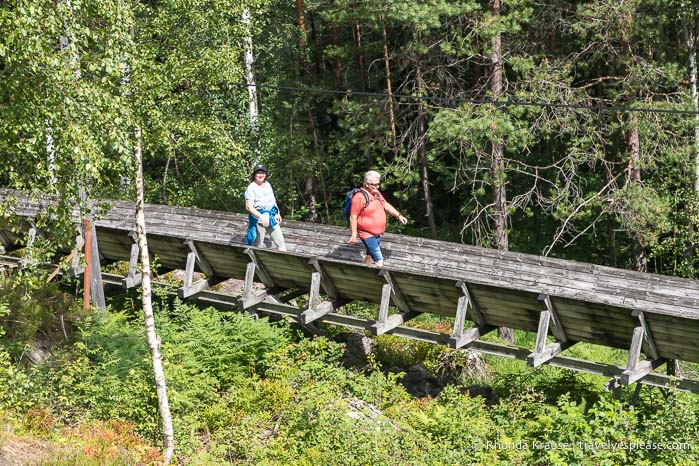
{"left": 246, "top": 206, "right": 279, "bottom": 246}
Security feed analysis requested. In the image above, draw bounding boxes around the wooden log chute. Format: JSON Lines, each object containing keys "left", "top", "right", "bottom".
{"left": 3, "top": 190, "right": 699, "bottom": 394}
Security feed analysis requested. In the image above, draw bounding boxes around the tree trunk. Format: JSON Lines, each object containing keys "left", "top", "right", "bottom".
{"left": 415, "top": 57, "right": 437, "bottom": 239}
{"left": 162, "top": 156, "right": 171, "bottom": 205}
{"left": 381, "top": 16, "right": 398, "bottom": 157}
{"left": 45, "top": 121, "right": 57, "bottom": 191}
{"left": 309, "top": 12, "right": 323, "bottom": 75}
{"left": 331, "top": 22, "right": 342, "bottom": 88}
{"left": 686, "top": 24, "right": 699, "bottom": 262}
{"left": 242, "top": 9, "right": 259, "bottom": 131}
{"left": 490, "top": 0, "right": 508, "bottom": 253}
{"left": 489, "top": 0, "right": 513, "bottom": 343}
{"left": 604, "top": 163, "right": 617, "bottom": 267}
{"left": 626, "top": 118, "right": 646, "bottom": 272}
{"left": 319, "top": 168, "right": 330, "bottom": 222}
{"left": 135, "top": 126, "right": 175, "bottom": 463}
{"left": 295, "top": 0, "right": 310, "bottom": 76}
{"left": 305, "top": 175, "right": 318, "bottom": 222}
{"left": 352, "top": 22, "right": 366, "bottom": 92}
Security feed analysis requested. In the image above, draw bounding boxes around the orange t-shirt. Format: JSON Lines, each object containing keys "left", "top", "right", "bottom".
{"left": 350, "top": 189, "right": 386, "bottom": 239}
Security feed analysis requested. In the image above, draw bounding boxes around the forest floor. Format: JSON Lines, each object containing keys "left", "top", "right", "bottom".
{"left": 0, "top": 425, "right": 56, "bottom": 466}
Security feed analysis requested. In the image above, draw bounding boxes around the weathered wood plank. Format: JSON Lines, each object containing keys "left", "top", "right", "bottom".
{"left": 449, "top": 325, "right": 496, "bottom": 349}
{"left": 539, "top": 294, "right": 567, "bottom": 342}
{"left": 245, "top": 248, "right": 276, "bottom": 288}
{"left": 371, "top": 311, "right": 422, "bottom": 336}
{"left": 309, "top": 259, "right": 339, "bottom": 299}
{"left": 527, "top": 341, "right": 576, "bottom": 368}
{"left": 621, "top": 358, "right": 668, "bottom": 385}
{"left": 121, "top": 238, "right": 142, "bottom": 289}
{"left": 7, "top": 191, "right": 699, "bottom": 359}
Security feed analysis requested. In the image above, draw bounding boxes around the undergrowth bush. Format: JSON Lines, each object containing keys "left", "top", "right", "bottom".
{"left": 1, "top": 282, "right": 699, "bottom": 464}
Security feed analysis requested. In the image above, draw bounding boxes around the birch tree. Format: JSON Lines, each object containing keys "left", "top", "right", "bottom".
{"left": 134, "top": 126, "right": 175, "bottom": 463}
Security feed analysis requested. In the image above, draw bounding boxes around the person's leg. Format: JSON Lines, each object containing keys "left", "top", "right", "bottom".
{"left": 269, "top": 225, "right": 287, "bottom": 251}
{"left": 254, "top": 223, "right": 266, "bottom": 247}
{"left": 361, "top": 235, "right": 383, "bottom": 266}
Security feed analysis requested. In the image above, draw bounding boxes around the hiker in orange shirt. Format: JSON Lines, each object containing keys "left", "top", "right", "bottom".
{"left": 347, "top": 170, "right": 407, "bottom": 266}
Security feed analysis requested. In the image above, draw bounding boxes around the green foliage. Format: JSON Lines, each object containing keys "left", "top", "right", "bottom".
{"left": 1, "top": 287, "right": 699, "bottom": 463}
{"left": 0, "top": 280, "right": 82, "bottom": 359}
{"left": 159, "top": 303, "right": 287, "bottom": 390}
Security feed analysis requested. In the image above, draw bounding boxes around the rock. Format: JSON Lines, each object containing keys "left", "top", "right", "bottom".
{"left": 337, "top": 332, "right": 376, "bottom": 367}
{"left": 462, "top": 385, "right": 499, "bottom": 405}
{"left": 434, "top": 349, "right": 488, "bottom": 384}
{"left": 25, "top": 337, "right": 51, "bottom": 364}
{"left": 401, "top": 364, "right": 442, "bottom": 398}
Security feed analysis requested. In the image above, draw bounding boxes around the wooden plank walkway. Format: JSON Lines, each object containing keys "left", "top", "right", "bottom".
{"left": 2, "top": 189, "right": 699, "bottom": 393}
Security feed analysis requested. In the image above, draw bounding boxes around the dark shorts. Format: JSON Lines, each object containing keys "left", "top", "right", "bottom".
{"left": 360, "top": 235, "right": 383, "bottom": 262}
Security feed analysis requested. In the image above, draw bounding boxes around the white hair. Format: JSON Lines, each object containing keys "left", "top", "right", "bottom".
{"left": 364, "top": 170, "right": 381, "bottom": 184}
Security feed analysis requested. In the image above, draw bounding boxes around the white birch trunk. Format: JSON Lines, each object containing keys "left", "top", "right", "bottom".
{"left": 689, "top": 32, "right": 699, "bottom": 199}
{"left": 135, "top": 127, "right": 175, "bottom": 463}
{"left": 242, "top": 9, "right": 259, "bottom": 130}
{"left": 689, "top": 24, "right": 699, "bottom": 264}
{"left": 45, "top": 120, "right": 57, "bottom": 191}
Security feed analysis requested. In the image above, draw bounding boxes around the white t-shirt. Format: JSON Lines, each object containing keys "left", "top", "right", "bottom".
{"left": 244, "top": 181, "right": 277, "bottom": 211}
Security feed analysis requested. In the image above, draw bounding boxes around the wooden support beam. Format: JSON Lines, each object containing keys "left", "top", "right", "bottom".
{"left": 526, "top": 294, "right": 572, "bottom": 367}
{"left": 309, "top": 259, "right": 339, "bottom": 299}
{"left": 263, "top": 294, "right": 327, "bottom": 337}
{"left": 379, "top": 270, "right": 411, "bottom": 312}
{"left": 621, "top": 358, "right": 667, "bottom": 385}
{"left": 242, "top": 289, "right": 272, "bottom": 309}
{"left": 178, "top": 239, "right": 222, "bottom": 299}
{"left": 183, "top": 247, "right": 197, "bottom": 289}
{"left": 537, "top": 293, "right": 567, "bottom": 342}
{"left": 68, "top": 232, "right": 85, "bottom": 277}
{"left": 449, "top": 288, "right": 496, "bottom": 348}
{"left": 85, "top": 220, "right": 105, "bottom": 310}
{"left": 298, "top": 271, "right": 348, "bottom": 324}
{"left": 240, "top": 262, "right": 286, "bottom": 309}
{"left": 621, "top": 324, "right": 666, "bottom": 385}
{"left": 456, "top": 281, "right": 485, "bottom": 326}
{"left": 449, "top": 325, "right": 496, "bottom": 349}
{"left": 300, "top": 300, "right": 342, "bottom": 325}
{"left": 239, "top": 260, "right": 283, "bottom": 310}
{"left": 0, "top": 255, "right": 19, "bottom": 273}
{"left": 121, "top": 232, "right": 141, "bottom": 289}
{"left": 245, "top": 248, "right": 275, "bottom": 288}
{"left": 371, "top": 310, "right": 421, "bottom": 336}
{"left": 6, "top": 258, "right": 699, "bottom": 395}
{"left": 527, "top": 341, "right": 575, "bottom": 367}
{"left": 184, "top": 239, "right": 214, "bottom": 276}
{"left": 631, "top": 310, "right": 659, "bottom": 360}
{"left": 243, "top": 261, "right": 256, "bottom": 297}
{"left": 625, "top": 325, "right": 644, "bottom": 373}
{"left": 534, "top": 308, "right": 552, "bottom": 354}
{"left": 371, "top": 270, "right": 420, "bottom": 335}
{"left": 308, "top": 271, "right": 321, "bottom": 310}
{"left": 377, "top": 283, "right": 392, "bottom": 324}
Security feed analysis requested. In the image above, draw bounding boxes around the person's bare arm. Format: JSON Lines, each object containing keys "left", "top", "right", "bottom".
{"left": 348, "top": 214, "right": 359, "bottom": 243}
{"left": 384, "top": 202, "right": 407, "bottom": 225}
{"left": 245, "top": 199, "right": 269, "bottom": 227}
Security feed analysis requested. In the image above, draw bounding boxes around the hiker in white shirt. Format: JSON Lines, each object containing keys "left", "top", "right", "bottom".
{"left": 244, "top": 164, "right": 287, "bottom": 251}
